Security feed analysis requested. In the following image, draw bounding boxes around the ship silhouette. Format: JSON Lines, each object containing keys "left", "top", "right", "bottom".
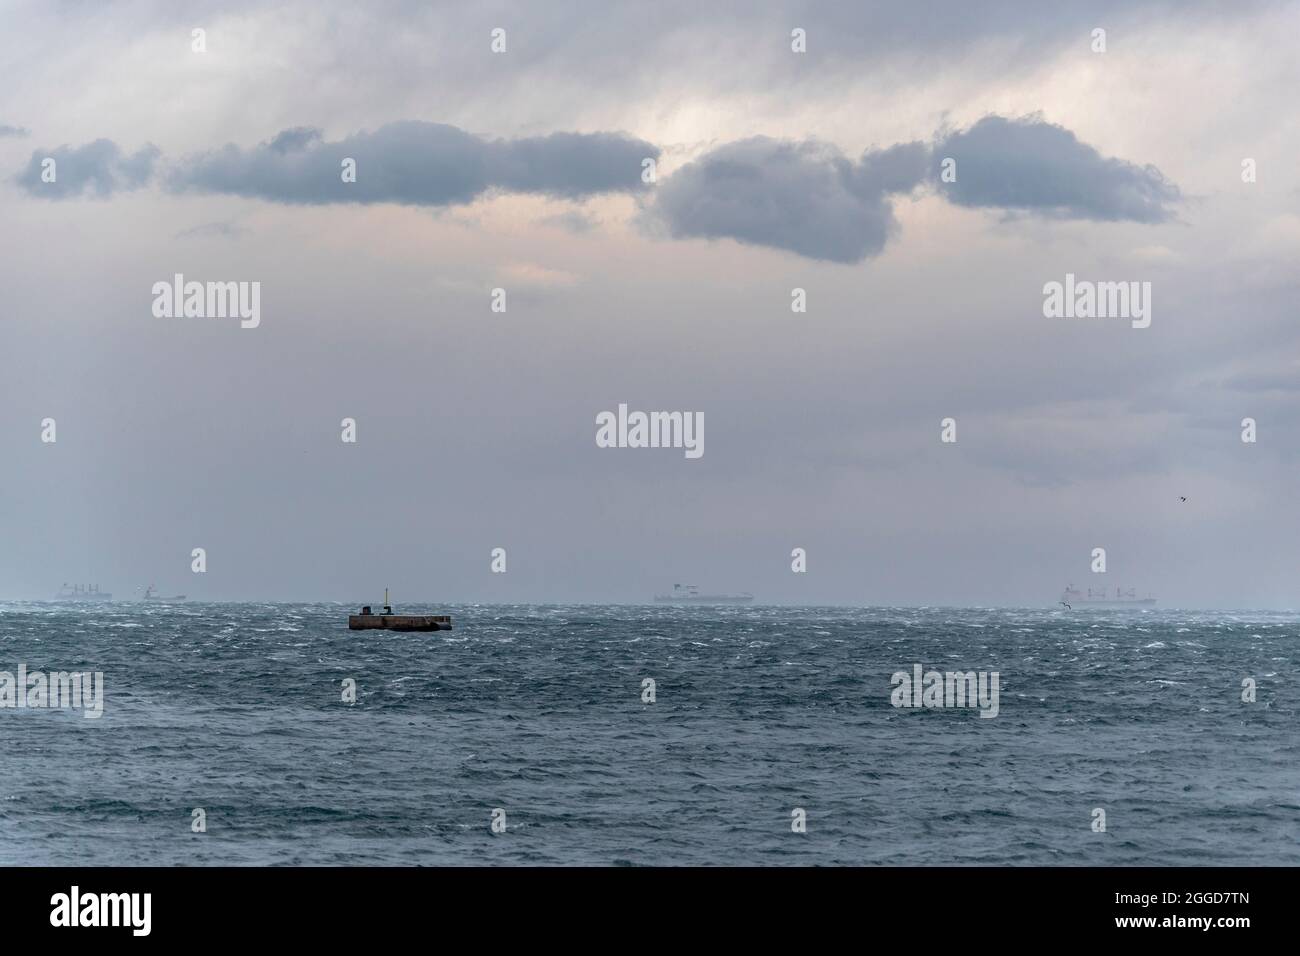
{"left": 654, "top": 583, "right": 754, "bottom": 604}
{"left": 1060, "top": 584, "right": 1155, "bottom": 607}
{"left": 140, "top": 585, "right": 187, "bottom": 602}
{"left": 53, "top": 583, "right": 112, "bottom": 602}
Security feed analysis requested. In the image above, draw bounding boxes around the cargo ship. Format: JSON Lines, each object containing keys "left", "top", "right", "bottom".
{"left": 654, "top": 584, "right": 754, "bottom": 604}
{"left": 52, "top": 583, "right": 112, "bottom": 602}
{"left": 1059, "top": 585, "right": 1155, "bottom": 608}
{"left": 140, "top": 585, "right": 187, "bottom": 602}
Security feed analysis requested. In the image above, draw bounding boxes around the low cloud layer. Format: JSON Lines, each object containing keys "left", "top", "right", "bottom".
{"left": 165, "top": 121, "right": 657, "bottom": 205}
{"left": 650, "top": 116, "right": 1181, "bottom": 261}
{"left": 936, "top": 115, "right": 1181, "bottom": 223}
{"left": 652, "top": 138, "right": 928, "bottom": 263}
{"left": 14, "top": 115, "right": 1179, "bottom": 261}
{"left": 16, "top": 121, "right": 656, "bottom": 207}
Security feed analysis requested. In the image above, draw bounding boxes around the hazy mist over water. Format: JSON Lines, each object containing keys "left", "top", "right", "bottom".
{"left": 2, "top": 602, "right": 1296, "bottom": 865}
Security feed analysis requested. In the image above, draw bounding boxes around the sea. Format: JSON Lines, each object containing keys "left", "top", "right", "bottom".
{"left": 1, "top": 603, "right": 1296, "bottom": 866}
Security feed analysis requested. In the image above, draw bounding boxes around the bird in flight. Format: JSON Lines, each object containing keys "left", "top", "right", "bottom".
{"left": 1058, "top": 601, "right": 1071, "bottom": 610}
{"left": 1179, "top": 496, "right": 1187, "bottom": 502}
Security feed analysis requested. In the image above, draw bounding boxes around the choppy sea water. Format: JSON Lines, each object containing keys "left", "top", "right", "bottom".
{"left": 0, "top": 602, "right": 1296, "bottom": 866}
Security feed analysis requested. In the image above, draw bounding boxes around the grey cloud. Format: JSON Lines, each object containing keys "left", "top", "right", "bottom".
{"left": 267, "top": 126, "right": 323, "bottom": 154}
{"left": 81, "top": 1, "right": 1263, "bottom": 139}
{"left": 540, "top": 210, "right": 600, "bottom": 233}
{"left": 11, "top": 115, "right": 1180, "bottom": 264}
{"left": 174, "top": 220, "right": 248, "bottom": 240}
{"left": 652, "top": 138, "right": 927, "bottom": 264}
{"left": 852, "top": 141, "right": 930, "bottom": 196}
{"left": 16, "top": 139, "right": 159, "bottom": 198}
{"left": 936, "top": 115, "right": 1180, "bottom": 222}
{"left": 22, "top": 1, "right": 1266, "bottom": 108}
{"left": 165, "top": 121, "right": 657, "bottom": 205}
{"left": 651, "top": 117, "right": 1178, "bottom": 263}
{"left": 0, "top": 124, "right": 30, "bottom": 138}
{"left": 487, "top": 132, "right": 655, "bottom": 199}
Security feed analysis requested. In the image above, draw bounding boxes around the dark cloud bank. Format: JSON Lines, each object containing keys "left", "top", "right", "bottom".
{"left": 653, "top": 116, "right": 1180, "bottom": 261}
{"left": 15, "top": 116, "right": 1179, "bottom": 262}
{"left": 936, "top": 115, "right": 1179, "bottom": 223}
{"left": 15, "top": 122, "right": 657, "bottom": 205}
{"left": 651, "top": 138, "right": 929, "bottom": 263}
{"left": 167, "top": 121, "right": 659, "bottom": 205}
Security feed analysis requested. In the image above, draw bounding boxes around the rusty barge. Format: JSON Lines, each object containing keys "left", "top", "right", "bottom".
{"left": 348, "top": 589, "right": 452, "bottom": 632}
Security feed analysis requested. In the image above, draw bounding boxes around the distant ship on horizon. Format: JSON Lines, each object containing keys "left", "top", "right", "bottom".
{"left": 1060, "top": 584, "right": 1155, "bottom": 608}
{"left": 654, "top": 584, "right": 754, "bottom": 604}
{"left": 53, "top": 583, "right": 112, "bottom": 602}
{"left": 140, "top": 584, "right": 187, "bottom": 602}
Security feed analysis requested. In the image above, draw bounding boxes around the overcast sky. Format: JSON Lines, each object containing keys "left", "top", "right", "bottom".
{"left": 2, "top": 0, "right": 1298, "bottom": 607}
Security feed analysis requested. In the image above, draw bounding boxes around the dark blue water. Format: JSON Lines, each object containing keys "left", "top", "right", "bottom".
{"left": 1, "top": 603, "right": 1296, "bottom": 865}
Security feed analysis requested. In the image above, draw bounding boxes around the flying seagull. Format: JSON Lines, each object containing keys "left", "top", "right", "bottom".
{"left": 1179, "top": 496, "right": 1187, "bottom": 502}
{"left": 1058, "top": 601, "right": 1071, "bottom": 610}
